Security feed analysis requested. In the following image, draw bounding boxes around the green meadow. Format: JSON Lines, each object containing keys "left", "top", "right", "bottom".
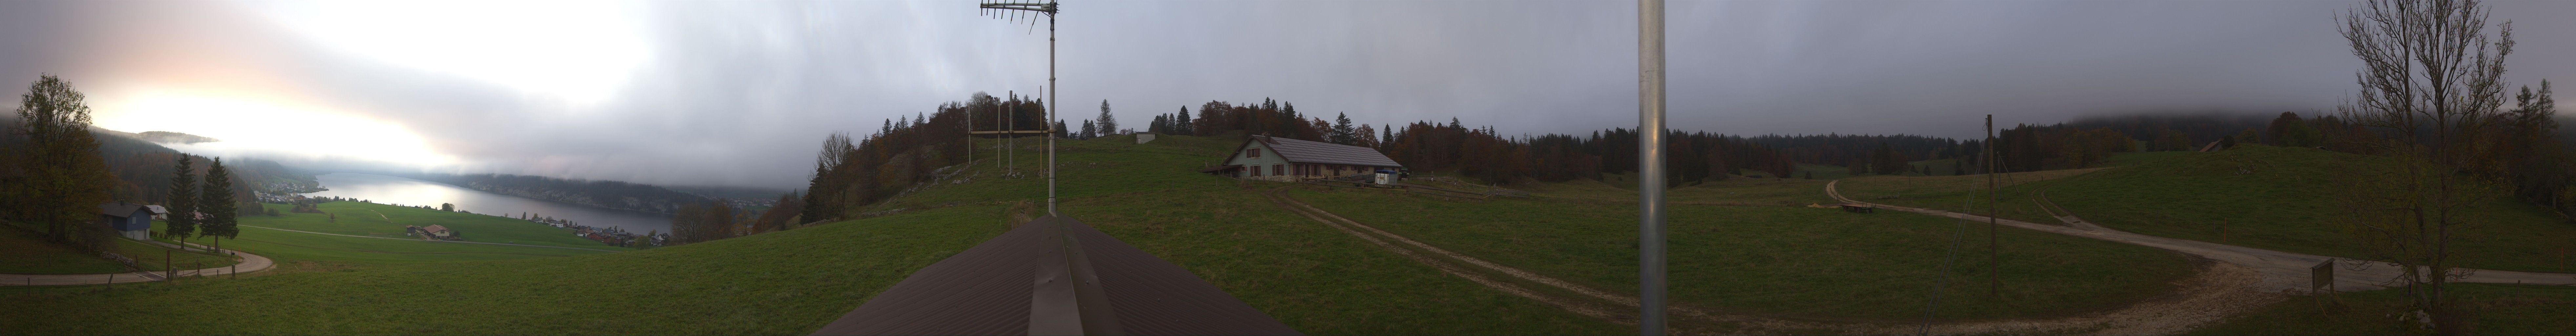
{"left": 1284, "top": 183, "right": 2197, "bottom": 323}
{"left": 1844, "top": 146, "right": 2576, "bottom": 272}
{"left": 0, "top": 225, "right": 238, "bottom": 274}
{"left": 0, "top": 134, "right": 1624, "bottom": 335}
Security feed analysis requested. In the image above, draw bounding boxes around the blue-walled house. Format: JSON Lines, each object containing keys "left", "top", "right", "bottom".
{"left": 99, "top": 201, "right": 161, "bottom": 241}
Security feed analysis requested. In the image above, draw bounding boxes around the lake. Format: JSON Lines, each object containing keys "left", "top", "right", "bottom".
{"left": 299, "top": 173, "right": 675, "bottom": 234}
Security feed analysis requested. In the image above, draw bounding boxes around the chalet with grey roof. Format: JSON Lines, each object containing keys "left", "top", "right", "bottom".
{"left": 1201, "top": 135, "right": 1403, "bottom": 182}
{"left": 99, "top": 201, "right": 162, "bottom": 241}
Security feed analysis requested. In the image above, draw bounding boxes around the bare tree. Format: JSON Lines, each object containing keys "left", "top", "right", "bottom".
{"left": 2332, "top": 0, "right": 2513, "bottom": 332}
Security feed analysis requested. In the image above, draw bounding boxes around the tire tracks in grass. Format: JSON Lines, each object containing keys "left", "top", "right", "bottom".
{"left": 1267, "top": 186, "right": 1816, "bottom": 335}
{"left": 1272, "top": 185, "right": 2300, "bottom": 335}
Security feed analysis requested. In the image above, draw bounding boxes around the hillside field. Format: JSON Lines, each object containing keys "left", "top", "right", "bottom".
{"left": 1842, "top": 145, "right": 2576, "bottom": 272}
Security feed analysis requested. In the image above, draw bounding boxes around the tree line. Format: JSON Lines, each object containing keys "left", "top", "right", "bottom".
{"left": 0, "top": 74, "right": 246, "bottom": 252}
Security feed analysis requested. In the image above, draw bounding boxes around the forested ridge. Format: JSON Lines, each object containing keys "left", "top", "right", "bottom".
{"left": 0, "top": 118, "right": 300, "bottom": 207}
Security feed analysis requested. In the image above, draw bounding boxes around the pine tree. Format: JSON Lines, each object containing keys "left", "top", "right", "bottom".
{"left": 1330, "top": 112, "right": 1357, "bottom": 145}
{"left": 198, "top": 157, "right": 238, "bottom": 252}
{"left": 1172, "top": 107, "right": 1192, "bottom": 135}
{"left": 166, "top": 156, "right": 198, "bottom": 245}
{"left": 1095, "top": 100, "right": 1117, "bottom": 136}
{"left": 1080, "top": 119, "right": 1097, "bottom": 139}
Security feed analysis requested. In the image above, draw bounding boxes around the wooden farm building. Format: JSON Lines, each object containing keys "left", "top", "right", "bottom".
{"left": 1201, "top": 135, "right": 1402, "bottom": 182}
{"left": 99, "top": 201, "right": 162, "bottom": 241}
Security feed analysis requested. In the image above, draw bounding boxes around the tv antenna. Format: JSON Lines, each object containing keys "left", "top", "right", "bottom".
{"left": 969, "top": 1, "right": 1062, "bottom": 216}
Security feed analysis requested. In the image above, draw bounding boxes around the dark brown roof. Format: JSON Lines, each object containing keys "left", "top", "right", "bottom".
{"left": 1249, "top": 136, "right": 1401, "bottom": 167}
{"left": 812, "top": 216, "right": 1299, "bottom": 336}
{"left": 98, "top": 202, "right": 149, "bottom": 218}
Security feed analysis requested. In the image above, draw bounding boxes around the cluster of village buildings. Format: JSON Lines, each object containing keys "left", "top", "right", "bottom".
{"left": 530, "top": 217, "right": 663, "bottom": 247}
{"left": 263, "top": 180, "right": 327, "bottom": 194}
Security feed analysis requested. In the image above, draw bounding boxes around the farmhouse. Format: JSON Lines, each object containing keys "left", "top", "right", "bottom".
{"left": 143, "top": 205, "right": 170, "bottom": 220}
{"left": 99, "top": 201, "right": 163, "bottom": 240}
{"left": 1201, "top": 135, "right": 1403, "bottom": 182}
{"left": 408, "top": 224, "right": 459, "bottom": 241}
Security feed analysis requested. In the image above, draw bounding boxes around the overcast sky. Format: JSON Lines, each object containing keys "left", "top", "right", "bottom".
{"left": 1, "top": 1, "right": 2569, "bottom": 189}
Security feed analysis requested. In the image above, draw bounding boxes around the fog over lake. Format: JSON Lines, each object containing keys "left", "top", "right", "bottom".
{"left": 300, "top": 173, "right": 675, "bottom": 234}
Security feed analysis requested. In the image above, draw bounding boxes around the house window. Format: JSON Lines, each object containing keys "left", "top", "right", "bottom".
{"left": 1252, "top": 166, "right": 1262, "bottom": 176}
{"left": 1273, "top": 164, "right": 1283, "bottom": 176}
{"left": 1248, "top": 148, "right": 1261, "bottom": 158}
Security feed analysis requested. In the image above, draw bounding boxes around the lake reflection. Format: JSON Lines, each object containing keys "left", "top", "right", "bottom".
{"left": 300, "top": 173, "right": 675, "bottom": 234}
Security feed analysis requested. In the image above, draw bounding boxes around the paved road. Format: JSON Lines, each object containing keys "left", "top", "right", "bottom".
{"left": 0, "top": 240, "right": 276, "bottom": 286}
{"left": 1825, "top": 180, "right": 2576, "bottom": 292}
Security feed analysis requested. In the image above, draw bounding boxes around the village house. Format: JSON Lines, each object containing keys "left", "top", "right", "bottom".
{"left": 143, "top": 205, "right": 170, "bottom": 220}
{"left": 1201, "top": 135, "right": 1403, "bottom": 182}
{"left": 407, "top": 224, "right": 458, "bottom": 241}
{"left": 99, "top": 201, "right": 165, "bottom": 241}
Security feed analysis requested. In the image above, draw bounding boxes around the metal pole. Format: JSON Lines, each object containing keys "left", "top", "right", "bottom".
{"left": 1986, "top": 115, "right": 1999, "bottom": 297}
{"left": 1637, "top": 0, "right": 1667, "bottom": 334}
{"left": 1010, "top": 90, "right": 1017, "bottom": 177}
{"left": 1045, "top": 5, "right": 1058, "bottom": 216}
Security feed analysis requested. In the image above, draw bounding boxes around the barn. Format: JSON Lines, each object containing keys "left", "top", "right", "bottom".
{"left": 99, "top": 201, "right": 161, "bottom": 240}
{"left": 1201, "top": 135, "right": 1403, "bottom": 182}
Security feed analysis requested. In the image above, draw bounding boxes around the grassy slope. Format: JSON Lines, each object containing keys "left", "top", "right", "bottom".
{"left": 2, "top": 134, "right": 1620, "bottom": 334}
{"left": 1286, "top": 180, "right": 2196, "bottom": 322}
{"left": 242, "top": 201, "right": 630, "bottom": 251}
{"left": 919, "top": 134, "right": 1620, "bottom": 334}
{"left": 142, "top": 202, "right": 623, "bottom": 265}
{"left": 0, "top": 227, "right": 128, "bottom": 274}
{"left": 2039, "top": 145, "right": 2576, "bottom": 272}
{"left": 1, "top": 224, "right": 238, "bottom": 274}
{"left": 0, "top": 206, "right": 1005, "bottom": 334}
{"left": 1835, "top": 167, "right": 2104, "bottom": 226}
{"left": 2191, "top": 284, "right": 2576, "bottom": 335}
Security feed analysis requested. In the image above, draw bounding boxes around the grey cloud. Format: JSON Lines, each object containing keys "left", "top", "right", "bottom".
{"left": 2, "top": 1, "right": 2571, "bottom": 189}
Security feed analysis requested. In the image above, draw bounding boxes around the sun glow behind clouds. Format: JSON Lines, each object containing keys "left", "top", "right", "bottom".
{"left": 94, "top": 93, "right": 458, "bottom": 167}
{"left": 258, "top": 1, "right": 650, "bottom": 106}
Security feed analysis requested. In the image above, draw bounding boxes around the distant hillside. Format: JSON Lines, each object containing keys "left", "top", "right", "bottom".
{"left": 0, "top": 118, "right": 312, "bottom": 205}
{"left": 403, "top": 173, "right": 712, "bottom": 215}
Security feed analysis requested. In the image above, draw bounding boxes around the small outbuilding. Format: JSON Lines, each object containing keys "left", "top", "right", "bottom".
{"left": 1203, "top": 135, "right": 1403, "bottom": 182}
{"left": 99, "top": 201, "right": 162, "bottom": 240}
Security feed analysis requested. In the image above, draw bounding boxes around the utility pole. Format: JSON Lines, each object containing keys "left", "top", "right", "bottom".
{"left": 1986, "top": 115, "right": 1999, "bottom": 298}
{"left": 1637, "top": 0, "right": 1667, "bottom": 334}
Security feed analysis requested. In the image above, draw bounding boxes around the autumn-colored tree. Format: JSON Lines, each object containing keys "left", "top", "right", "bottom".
{"left": 6, "top": 74, "right": 116, "bottom": 249}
